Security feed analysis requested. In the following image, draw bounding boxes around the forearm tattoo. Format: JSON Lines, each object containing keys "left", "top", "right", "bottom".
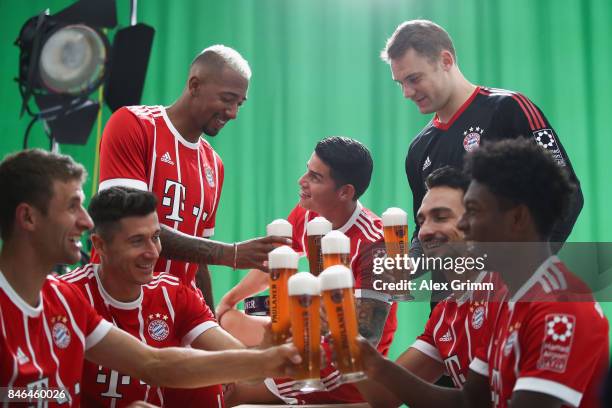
{"left": 356, "top": 297, "right": 391, "bottom": 347}
{"left": 159, "top": 224, "right": 228, "bottom": 265}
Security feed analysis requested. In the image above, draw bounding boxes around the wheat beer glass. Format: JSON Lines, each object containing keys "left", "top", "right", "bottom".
{"left": 269, "top": 245, "right": 299, "bottom": 344}
{"left": 321, "top": 230, "right": 350, "bottom": 270}
{"left": 306, "top": 217, "right": 332, "bottom": 276}
{"left": 288, "top": 272, "right": 324, "bottom": 392}
{"left": 382, "top": 207, "right": 413, "bottom": 301}
{"left": 320, "top": 265, "right": 365, "bottom": 383}
{"left": 267, "top": 218, "right": 293, "bottom": 248}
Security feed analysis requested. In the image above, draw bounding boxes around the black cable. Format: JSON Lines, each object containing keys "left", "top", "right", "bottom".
{"left": 22, "top": 114, "right": 39, "bottom": 149}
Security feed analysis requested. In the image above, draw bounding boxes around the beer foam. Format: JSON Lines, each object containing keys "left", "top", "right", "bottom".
{"left": 382, "top": 207, "right": 408, "bottom": 226}
{"left": 266, "top": 219, "right": 292, "bottom": 237}
{"left": 319, "top": 265, "right": 354, "bottom": 290}
{"left": 268, "top": 245, "right": 299, "bottom": 269}
{"left": 307, "top": 216, "right": 332, "bottom": 236}
{"left": 321, "top": 230, "right": 350, "bottom": 254}
{"left": 288, "top": 272, "right": 320, "bottom": 296}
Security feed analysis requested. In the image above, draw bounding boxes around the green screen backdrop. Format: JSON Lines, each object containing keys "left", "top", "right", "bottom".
{"left": 1, "top": 0, "right": 611, "bottom": 361}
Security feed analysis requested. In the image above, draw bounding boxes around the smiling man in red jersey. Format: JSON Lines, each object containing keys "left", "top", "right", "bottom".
{"left": 62, "top": 187, "right": 246, "bottom": 407}
{"left": 98, "top": 45, "right": 289, "bottom": 310}
{"left": 217, "top": 137, "right": 397, "bottom": 405}
{"left": 358, "top": 139, "right": 608, "bottom": 408}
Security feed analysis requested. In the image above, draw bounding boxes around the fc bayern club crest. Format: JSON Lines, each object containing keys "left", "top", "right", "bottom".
{"left": 471, "top": 305, "right": 485, "bottom": 329}
{"left": 51, "top": 316, "right": 71, "bottom": 349}
{"left": 204, "top": 166, "right": 215, "bottom": 187}
{"left": 147, "top": 314, "right": 170, "bottom": 341}
{"left": 462, "top": 126, "right": 484, "bottom": 152}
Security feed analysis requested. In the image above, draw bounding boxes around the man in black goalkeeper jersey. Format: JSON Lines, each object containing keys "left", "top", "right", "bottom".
{"left": 380, "top": 20, "right": 583, "bottom": 299}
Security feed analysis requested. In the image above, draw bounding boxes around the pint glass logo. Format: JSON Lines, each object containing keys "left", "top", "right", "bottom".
{"left": 298, "top": 295, "right": 313, "bottom": 308}
{"left": 51, "top": 316, "right": 71, "bottom": 349}
{"left": 148, "top": 315, "right": 170, "bottom": 341}
{"left": 331, "top": 289, "right": 344, "bottom": 304}
{"left": 270, "top": 270, "right": 280, "bottom": 281}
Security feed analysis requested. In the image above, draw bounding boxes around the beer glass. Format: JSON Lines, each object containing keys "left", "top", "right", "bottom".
{"left": 306, "top": 217, "right": 332, "bottom": 276}
{"left": 382, "top": 207, "right": 413, "bottom": 301}
{"left": 321, "top": 230, "right": 350, "bottom": 270}
{"left": 268, "top": 245, "right": 298, "bottom": 344}
{"left": 288, "top": 272, "right": 324, "bottom": 392}
{"left": 267, "top": 219, "right": 292, "bottom": 246}
{"left": 319, "top": 265, "right": 365, "bottom": 383}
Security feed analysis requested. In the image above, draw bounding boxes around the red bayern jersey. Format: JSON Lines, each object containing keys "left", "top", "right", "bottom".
{"left": 61, "top": 264, "right": 223, "bottom": 408}
{"left": 267, "top": 202, "right": 398, "bottom": 404}
{"left": 98, "top": 105, "right": 225, "bottom": 288}
{"left": 412, "top": 271, "right": 506, "bottom": 388}
{"left": 0, "top": 270, "right": 112, "bottom": 407}
{"left": 469, "top": 256, "right": 609, "bottom": 407}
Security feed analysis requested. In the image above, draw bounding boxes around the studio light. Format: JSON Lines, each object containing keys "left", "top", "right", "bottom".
{"left": 15, "top": 0, "right": 154, "bottom": 148}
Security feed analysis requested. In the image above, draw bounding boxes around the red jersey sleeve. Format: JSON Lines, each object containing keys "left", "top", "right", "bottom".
{"left": 174, "top": 283, "right": 219, "bottom": 346}
{"left": 512, "top": 302, "right": 609, "bottom": 406}
{"left": 56, "top": 279, "right": 112, "bottom": 350}
{"left": 287, "top": 204, "right": 307, "bottom": 254}
{"left": 412, "top": 301, "right": 444, "bottom": 362}
{"left": 202, "top": 153, "right": 224, "bottom": 237}
{"left": 99, "top": 107, "right": 151, "bottom": 191}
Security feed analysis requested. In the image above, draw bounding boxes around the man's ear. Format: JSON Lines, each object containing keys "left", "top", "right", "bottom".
{"left": 338, "top": 184, "right": 356, "bottom": 202}
{"left": 439, "top": 50, "right": 455, "bottom": 71}
{"left": 188, "top": 75, "right": 201, "bottom": 97}
{"left": 509, "top": 204, "right": 534, "bottom": 236}
{"left": 90, "top": 233, "right": 106, "bottom": 257}
{"left": 15, "top": 203, "right": 38, "bottom": 233}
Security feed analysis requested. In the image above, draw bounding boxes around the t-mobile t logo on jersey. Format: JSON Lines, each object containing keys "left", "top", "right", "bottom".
{"left": 162, "top": 180, "right": 186, "bottom": 222}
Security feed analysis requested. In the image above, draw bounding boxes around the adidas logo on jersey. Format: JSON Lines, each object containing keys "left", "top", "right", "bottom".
{"left": 160, "top": 152, "right": 174, "bottom": 165}
{"left": 439, "top": 330, "right": 452, "bottom": 342}
{"left": 16, "top": 347, "right": 29, "bottom": 365}
{"left": 422, "top": 156, "right": 432, "bottom": 171}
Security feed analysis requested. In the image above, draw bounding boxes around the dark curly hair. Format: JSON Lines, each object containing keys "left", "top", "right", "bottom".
{"left": 89, "top": 186, "right": 158, "bottom": 240}
{"left": 464, "top": 138, "right": 575, "bottom": 239}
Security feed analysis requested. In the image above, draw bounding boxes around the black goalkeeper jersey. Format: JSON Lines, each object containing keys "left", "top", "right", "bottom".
{"left": 406, "top": 86, "right": 583, "bottom": 244}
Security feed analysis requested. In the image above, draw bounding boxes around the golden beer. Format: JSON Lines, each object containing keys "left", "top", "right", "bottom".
{"left": 319, "top": 265, "right": 365, "bottom": 383}
{"left": 321, "top": 230, "right": 351, "bottom": 270}
{"left": 306, "top": 217, "right": 332, "bottom": 276}
{"left": 267, "top": 219, "right": 292, "bottom": 247}
{"left": 268, "top": 246, "right": 299, "bottom": 344}
{"left": 288, "top": 272, "right": 324, "bottom": 391}
{"left": 382, "top": 207, "right": 413, "bottom": 301}
{"left": 382, "top": 207, "right": 409, "bottom": 257}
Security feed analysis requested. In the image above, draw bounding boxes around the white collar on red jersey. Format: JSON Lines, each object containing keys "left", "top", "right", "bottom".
{"left": 337, "top": 201, "right": 363, "bottom": 233}
{"left": 93, "top": 264, "right": 144, "bottom": 310}
{"left": 160, "top": 106, "right": 202, "bottom": 150}
{"left": 0, "top": 269, "right": 43, "bottom": 317}
{"left": 508, "top": 255, "right": 561, "bottom": 306}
